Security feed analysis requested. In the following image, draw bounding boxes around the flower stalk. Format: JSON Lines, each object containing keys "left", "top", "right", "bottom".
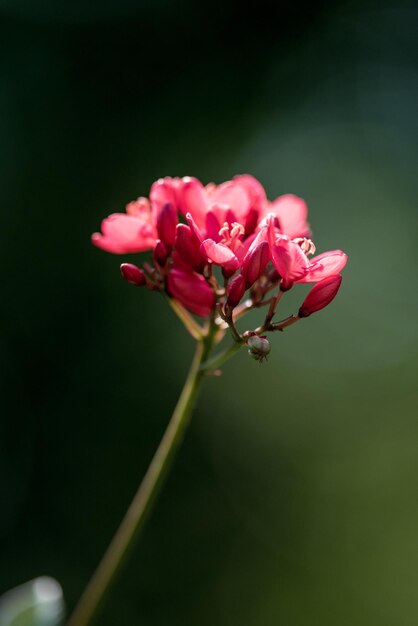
{"left": 67, "top": 325, "right": 221, "bottom": 626}
{"left": 83, "top": 173, "right": 348, "bottom": 626}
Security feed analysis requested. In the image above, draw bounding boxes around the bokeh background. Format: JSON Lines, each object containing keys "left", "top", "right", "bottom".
{"left": 1, "top": 0, "right": 418, "bottom": 624}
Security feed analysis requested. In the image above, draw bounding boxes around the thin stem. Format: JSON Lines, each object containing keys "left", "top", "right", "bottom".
{"left": 200, "top": 340, "right": 243, "bottom": 373}
{"left": 166, "top": 296, "right": 204, "bottom": 340}
{"left": 233, "top": 299, "right": 253, "bottom": 321}
{"left": 67, "top": 337, "right": 213, "bottom": 626}
{"left": 227, "top": 318, "right": 242, "bottom": 342}
{"left": 270, "top": 314, "right": 300, "bottom": 331}
{"left": 264, "top": 289, "right": 283, "bottom": 326}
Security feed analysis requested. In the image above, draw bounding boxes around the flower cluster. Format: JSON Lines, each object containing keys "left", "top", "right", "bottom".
{"left": 92, "top": 175, "right": 347, "bottom": 355}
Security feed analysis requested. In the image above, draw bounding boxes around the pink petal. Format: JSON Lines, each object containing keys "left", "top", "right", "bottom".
{"left": 205, "top": 211, "right": 221, "bottom": 242}
{"left": 150, "top": 177, "right": 178, "bottom": 213}
{"left": 270, "top": 237, "right": 309, "bottom": 282}
{"left": 233, "top": 174, "right": 267, "bottom": 211}
{"left": 186, "top": 212, "right": 204, "bottom": 243}
{"left": 91, "top": 214, "right": 157, "bottom": 254}
{"left": 243, "top": 207, "right": 260, "bottom": 237}
{"left": 181, "top": 177, "right": 209, "bottom": 228}
{"left": 248, "top": 223, "right": 269, "bottom": 252}
{"left": 211, "top": 180, "right": 250, "bottom": 224}
{"left": 200, "top": 239, "right": 240, "bottom": 272}
{"left": 234, "top": 233, "right": 256, "bottom": 263}
{"left": 298, "top": 250, "right": 348, "bottom": 283}
{"left": 269, "top": 194, "right": 311, "bottom": 238}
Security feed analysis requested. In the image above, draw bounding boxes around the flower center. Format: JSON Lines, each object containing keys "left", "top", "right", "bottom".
{"left": 293, "top": 237, "right": 316, "bottom": 256}
{"left": 219, "top": 221, "right": 245, "bottom": 250}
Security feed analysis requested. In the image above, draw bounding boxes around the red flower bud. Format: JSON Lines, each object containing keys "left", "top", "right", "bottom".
{"left": 298, "top": 274, "right": 342, "bottom": 317}
{"left": 120, "top": 263, "right": 146, "bottom": 286}
{"left": 157, "top": 202, "right": 178, "bottom": 249}
{"left": 226, "top": 274, "right": 246, "bottom": 308}
{"left": 175, "top": 224, "right": 205, "bottom": 271}
{"left": 241, "top": 241, "right": 269, "bottom": 288}
{"left": 167, "top": 268, "right": 215, "bottom": 317}
{"left": 153, "top": 239, "right": 168, "bottom": 267}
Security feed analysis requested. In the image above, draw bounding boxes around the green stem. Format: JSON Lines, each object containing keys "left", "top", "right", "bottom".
{"left": 67, "top": 337, "right": 213, "bottom": 626}
{"left": 200, "top": 341, "right": 243, "bottom": 373}
{"left": 166, "top": 296, "right": 204, "bottom": 340}
{"left": 270, "top": 314, "right": 300, "bottom": 331}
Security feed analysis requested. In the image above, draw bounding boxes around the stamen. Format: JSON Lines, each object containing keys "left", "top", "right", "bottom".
{"left": 218, "top": 221, "right": 245, "bottom": 244}
{"left": 293, "top": 237, "right": 316, "bottom": 256}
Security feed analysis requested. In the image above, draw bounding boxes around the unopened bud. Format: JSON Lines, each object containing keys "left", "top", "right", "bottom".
{"left": 157, "top": 202, "right": 178, "bottom": 249}
{"left": 120, "top": 263, "right": 146, "bottom": 286}
{"left": 247, "top": 334, "right": 270, "bottom": 362}
{"left": 226, "top": 274, "right": 246, "bottom": 308}
{"left": 298, "top": 274, "right": 342, "bottom": 317}
{"left": 153, "top": 239, "right": 168, "bottom": 267}
{"left": 175, "top": 224, "right": 204, "bottom": 271}
{"left": 242, "top": 241, "right": 269, "bottom": 288}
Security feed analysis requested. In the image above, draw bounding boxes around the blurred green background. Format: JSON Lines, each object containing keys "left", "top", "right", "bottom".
{"left": 1, "top": 0, "right": 417, "bottom": 624}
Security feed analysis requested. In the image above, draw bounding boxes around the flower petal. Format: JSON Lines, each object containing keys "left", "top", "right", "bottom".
{"left": 91, "top": 214, "right": 157, "bottom": 254}
{"left": 270, "top": 237, "right": 309, "bottom": 282}
{"left": 298, "top": 250, "right": 348, "bottom": 283}
{"left": 211, "top": 180, "right": 251, "bottom": 224}
{"left": 181, "top": 177, "right": 209, "bottom": 228}
{"left": 200, "top": 239, "right": 240, "bottom": 272}
{"left": 269, "top": 194, "right": 311, "bottom": 238}
{"left": 150, "top": 177, "right": 178, "bottom": 214}
{"left": 233, "top": 174, "right": 267, "bottom": 211}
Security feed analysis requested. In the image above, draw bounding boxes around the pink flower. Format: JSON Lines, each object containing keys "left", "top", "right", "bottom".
{"left": 92, "top": 175, "right": 347, "bottom": 322}
{"left": 268, "top": 216, "right": 347, "bottom": 289}
{"left": 299, "top": 274, "right": 343, "bottom": 317}
{"left": 91, "top": 198, "right": 157, "bottom": 254}
{"left": 181, "top": 176, "right": 253, "bottom": 228}
{"left": 178, "top": 176, "right": 262, "bottom": 274}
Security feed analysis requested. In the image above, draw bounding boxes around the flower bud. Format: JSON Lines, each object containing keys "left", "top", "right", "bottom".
{"left": 175, "top": 224, "right": 205, "bottom": 271}
{"left": 247, "top": 334, "right": 270, "bottom": 362}
{"left": 153, "top": 239, "right": 168, "bottom": 267}
{"left": 298, "top": 274, "right": 342, "bottom": 317}
{"left": 167, "top": 268, "right": 215, "bottom": 317}
{"left": 157, "top": 202, "right": 178, "bottom": 249}
{"left": 226, "top": 274, "right": 246, "bottom": 309}
{"left": 241, "top": 241, "right": 269, "bottom": 288}
{"left": 120, "top": 263, "right": 146, "bottom": 286}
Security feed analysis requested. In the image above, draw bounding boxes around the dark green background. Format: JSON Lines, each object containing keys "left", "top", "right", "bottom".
{"left": 1, "top": 1, "right": 417, "bottom": 624}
